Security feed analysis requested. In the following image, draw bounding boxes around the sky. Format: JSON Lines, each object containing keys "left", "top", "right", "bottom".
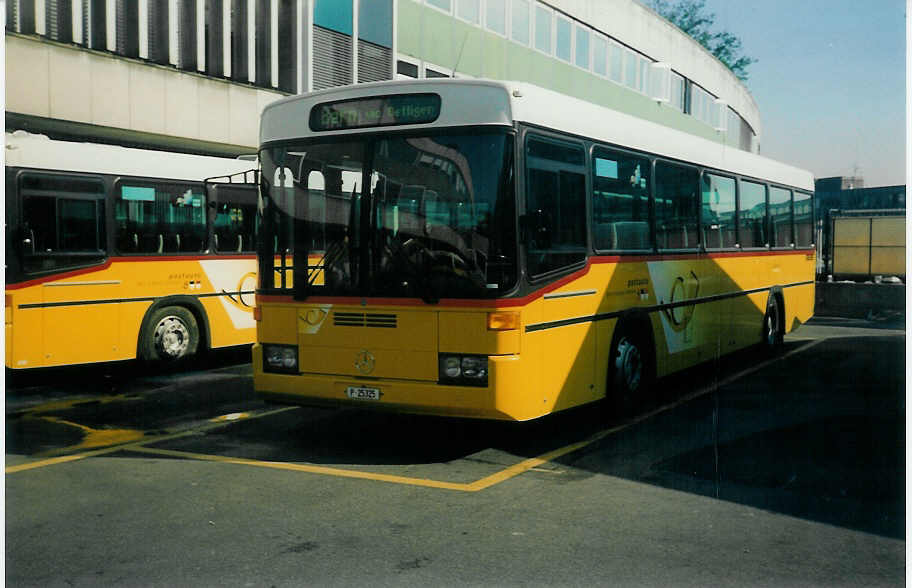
{"left": 697, "top": 0, "right": 906, "bottom": 187}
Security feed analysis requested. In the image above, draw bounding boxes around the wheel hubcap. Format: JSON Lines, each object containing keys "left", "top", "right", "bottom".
{"left": 154, "top": 316, "right": 190, "bottom": 358}
{"left": 616, "top": 337, "right": 642, "bottom": 392}
{"left": 766, "top": 305, "right": 779, "bottom": 345}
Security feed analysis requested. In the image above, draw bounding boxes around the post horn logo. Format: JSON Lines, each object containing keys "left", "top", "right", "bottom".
{"left": 355, "top": 350, "right": 376, "bottom": 375}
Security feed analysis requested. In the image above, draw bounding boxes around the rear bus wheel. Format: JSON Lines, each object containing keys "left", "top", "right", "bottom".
{"left": 607, "top": 321, "right": 654, "bottom": 418}
{"left": 141, "top": 306, "right": 200, "bottom": 363}
{"left": 762, "top": 295, "right": 784, "bottom": 351}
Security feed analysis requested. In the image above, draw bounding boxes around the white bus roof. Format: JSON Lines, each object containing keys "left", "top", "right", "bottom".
{"left": 4, "top": 131, "right": 255, "bottom": 182}
{"left": 260, "top": 79, "right": 814, "bottom": 192}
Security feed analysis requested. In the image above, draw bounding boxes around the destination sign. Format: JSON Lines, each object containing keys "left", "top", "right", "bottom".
{"left": 310, "top": 94, "right": 441, "bottom": 131}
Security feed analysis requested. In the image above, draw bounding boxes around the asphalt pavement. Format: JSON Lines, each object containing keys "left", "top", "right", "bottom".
{"left": 5, "top": 316, "right": 905, "bottom": 587}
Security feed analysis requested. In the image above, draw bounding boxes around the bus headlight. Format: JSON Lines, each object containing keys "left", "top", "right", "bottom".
{"left": 438, "top": 354, "right": 488, "bottom": 386}
{"left": 263, "top": 344, "right": 298, "bottom": 373}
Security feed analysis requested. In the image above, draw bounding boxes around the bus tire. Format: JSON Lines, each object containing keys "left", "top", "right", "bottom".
{"left": 140, "top": 305, "right": 200, "bottom": 363}
{"left": 762, "top": 294, "right": 784, "bottom": 351}
{"left": 607, "top": 319, "right": 654, "bottom": 418}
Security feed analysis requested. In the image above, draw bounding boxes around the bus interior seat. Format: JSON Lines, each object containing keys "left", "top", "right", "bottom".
{"left": 611, "top": 221, "right": 649, "bottom": 249}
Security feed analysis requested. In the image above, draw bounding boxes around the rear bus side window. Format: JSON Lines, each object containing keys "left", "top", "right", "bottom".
{"left": 19, "top": 174, "right": 107, "bottom": 274}
{"left": 654, "top": 161, "right": 699, "bottom": 250}
{"left": 213, "top": 185, "right": 257, "bottom": 253}
{"left": 738, "top": 180, "right": 767, "bottom": 248}
{"left": 525, "top": 136, "right": 587, "bottom": 276}
{"left": 116, "top": 181, "right": 207, "bottom": 254}
{"left": 591, "top": 147, "right": 651, "bottom": 251}
{"left": 793, "top": 191, "right": 814, "bottom": 247}
{"left": 701, "top": 173, "right": 737, "bottom": 249}
{"left": 769, "top": 186, "right": 793, "bottom": 247}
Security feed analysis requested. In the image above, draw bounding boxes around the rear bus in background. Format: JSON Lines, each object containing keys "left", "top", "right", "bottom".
{"left": 5, "top": 131, "right": 258, "bottom": 369}
{"left": 253, "top": 79, "right": 815, "bottom": 421}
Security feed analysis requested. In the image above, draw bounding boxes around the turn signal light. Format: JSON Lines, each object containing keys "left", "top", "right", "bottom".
{"left": 487, "top": 311, "right": 519, "bottom": 331}
{"left": 253, "top": 306, "right": 262, "bottom": 321}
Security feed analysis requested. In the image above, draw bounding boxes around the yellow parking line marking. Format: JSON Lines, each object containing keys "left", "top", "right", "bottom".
{"left": 128, "top": 446, "right": 472, "bottom": 491}
{"left": 5, "top": 406, "right": 297, "bottom": 474}
{"left": 7, "top": 341, "right": 821, "bottom": 486}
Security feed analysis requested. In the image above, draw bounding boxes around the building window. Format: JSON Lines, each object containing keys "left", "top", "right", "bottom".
{"left": 313, "top": 0, "right": 353, "bottom": 89}
{"left": 396, "top": 59, "right": 419, "bottom": 79}
{"left": 178, "top": 0, "right": 198, "bottom": 71}
{"left": 701, "top": 173, "right": 737, "bottom": 249}
{"left": 254, "top": 0, "right": 270, "bottom": 86}
{"left": 525, "top": 136, "right": 587, "bottom": 275}
{"left": 769, "top": 186, "right": 793, "bottom": 247}
{"left": 738, "top": 180, "right": 767, "bottom": 248}
{"left": 592, "top": 34, "right": 607, "bottom": 77}
{"left": 277, "top": 0, "right": 297, "bottom": 90}
{"left": 609, "top": 41, "right": 623, "bottom": 84}
{"left": 669, "top": 71, "right": 685, "bottom": 111}
{"left": 359, "top": 0, "right": 393, "bottom": 84}
{"left": 46, "top": 0, "right": 74, "bottom": 43}
{"left": 592, "top": 147, "right": 651, "bottom": 251}
{"left": 148, "top": 0, "right": 170, "bottom": 65}
{"left": 574, "top": 24, "right": 589, "bottom": 70}
{"left": 426, "top": 0, "right": 451, "bottom": 13}
{"left": 638, "top": 56, "right": 649, "bottom": 93}
{"left": 623, "top": 48, "right": 637, "bottom": 89}
{"left": 205, "top": 0, "right": 224, "bottom": 77}
{"left": 116, "top": 0, "right": 140, "bottom": 58}
{"left": 533, "top": 4, "right": 551, "bottom": 55}
{"left": 484, "top": 0, "right": 506, "bottom": 36}
{"left": 555, "top": 15, "right": 571, "bottom": 62}
{"left": 510, "top": 0, "right": 530, "bottom": 46}
{"left": 230, "top": 0, "right": 249, "bottom": 82}
{"left": 655, "top": 161, "right": 700, "bottom": 250}
{"left": 89, "top": 0, "right": 106, "bottom": 49}
{"left": 425, "top": 66, "right": 449, "bottom": 78}
{"left": 455, "top": 0, "right": 479, "bottom": 24}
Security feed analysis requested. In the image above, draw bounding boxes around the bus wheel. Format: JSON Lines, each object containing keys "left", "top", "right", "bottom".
{"left": 763, "top": 295, "right": 784, "bottom": 351}
{"left": 608, "top": 322, "right": 653, "bottom": 417}
{"left": 141, "top": 306, "right": 199, "bottom": 363}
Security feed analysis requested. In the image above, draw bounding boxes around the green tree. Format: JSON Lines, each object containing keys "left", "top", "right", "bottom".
{"left": 648, "top": 0, "right": 756, "bottom": 82}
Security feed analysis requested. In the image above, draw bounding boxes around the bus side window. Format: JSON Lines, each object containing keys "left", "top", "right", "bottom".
{"left": 116, "top": 182, "right": 207, "bottom": 254}
{"left": 592, "top": 148, "right": 651, "bottom": 251}
{"left": 794, "top": 191, "right": 814, "bottom": 247}
{"left": 701, "top": 173, "right": 737, "bottom": 249}
{"left": 655, "top": 161, "right": 700, "bottom": 250}
{"left": 524, "top": 136, "right": 587, "bottom": 276}
{"left": 19, "top": 174, "right": 106, "bottom": 273}
{"left": 214, "top": 185, "right": 258, "bottom": 254}
{"left": 738, "top": 180, "right": 767, "bottom": 248}
{"left": 769, "top": 186, "right": 794, "bottom": 248}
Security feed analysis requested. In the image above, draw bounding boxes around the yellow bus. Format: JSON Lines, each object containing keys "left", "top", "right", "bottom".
{"left": 253, "top": 80, "right": 815, "bottom": 421}
{"left": 5, "top": 131, "right": 258, "bottom": 369}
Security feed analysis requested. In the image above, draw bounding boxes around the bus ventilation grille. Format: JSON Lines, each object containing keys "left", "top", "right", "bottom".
{"left": 333, "top": 312, "right": 397, "bottom": 328}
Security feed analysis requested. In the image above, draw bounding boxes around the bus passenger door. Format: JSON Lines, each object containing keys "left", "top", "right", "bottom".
{"left": 19, "top": 175, "right": 118, "bottom": 367}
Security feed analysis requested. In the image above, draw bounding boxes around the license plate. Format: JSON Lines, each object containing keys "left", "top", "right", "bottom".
{"left": 345, "top": 386, "right": 382, "bottom": 401}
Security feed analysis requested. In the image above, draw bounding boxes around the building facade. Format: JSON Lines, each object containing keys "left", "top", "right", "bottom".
{"left": 6, "top": 0, "right": 761, "bottom": 158}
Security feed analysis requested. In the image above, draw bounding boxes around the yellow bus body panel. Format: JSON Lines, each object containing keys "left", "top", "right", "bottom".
{"left": 7, "top": 257, "right": 257, "bottom": 369}
{"left": 254, "top": 252, "right": 815, "bottom": 421}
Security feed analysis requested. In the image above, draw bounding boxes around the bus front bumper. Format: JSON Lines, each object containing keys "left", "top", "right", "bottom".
{"left": 252, "top": 344, "right": 530, "bottom": 421}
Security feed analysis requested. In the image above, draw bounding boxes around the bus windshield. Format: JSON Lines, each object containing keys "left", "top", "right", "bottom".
{"left": 259, "top": 131, "right": 516, "bottom": 301}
